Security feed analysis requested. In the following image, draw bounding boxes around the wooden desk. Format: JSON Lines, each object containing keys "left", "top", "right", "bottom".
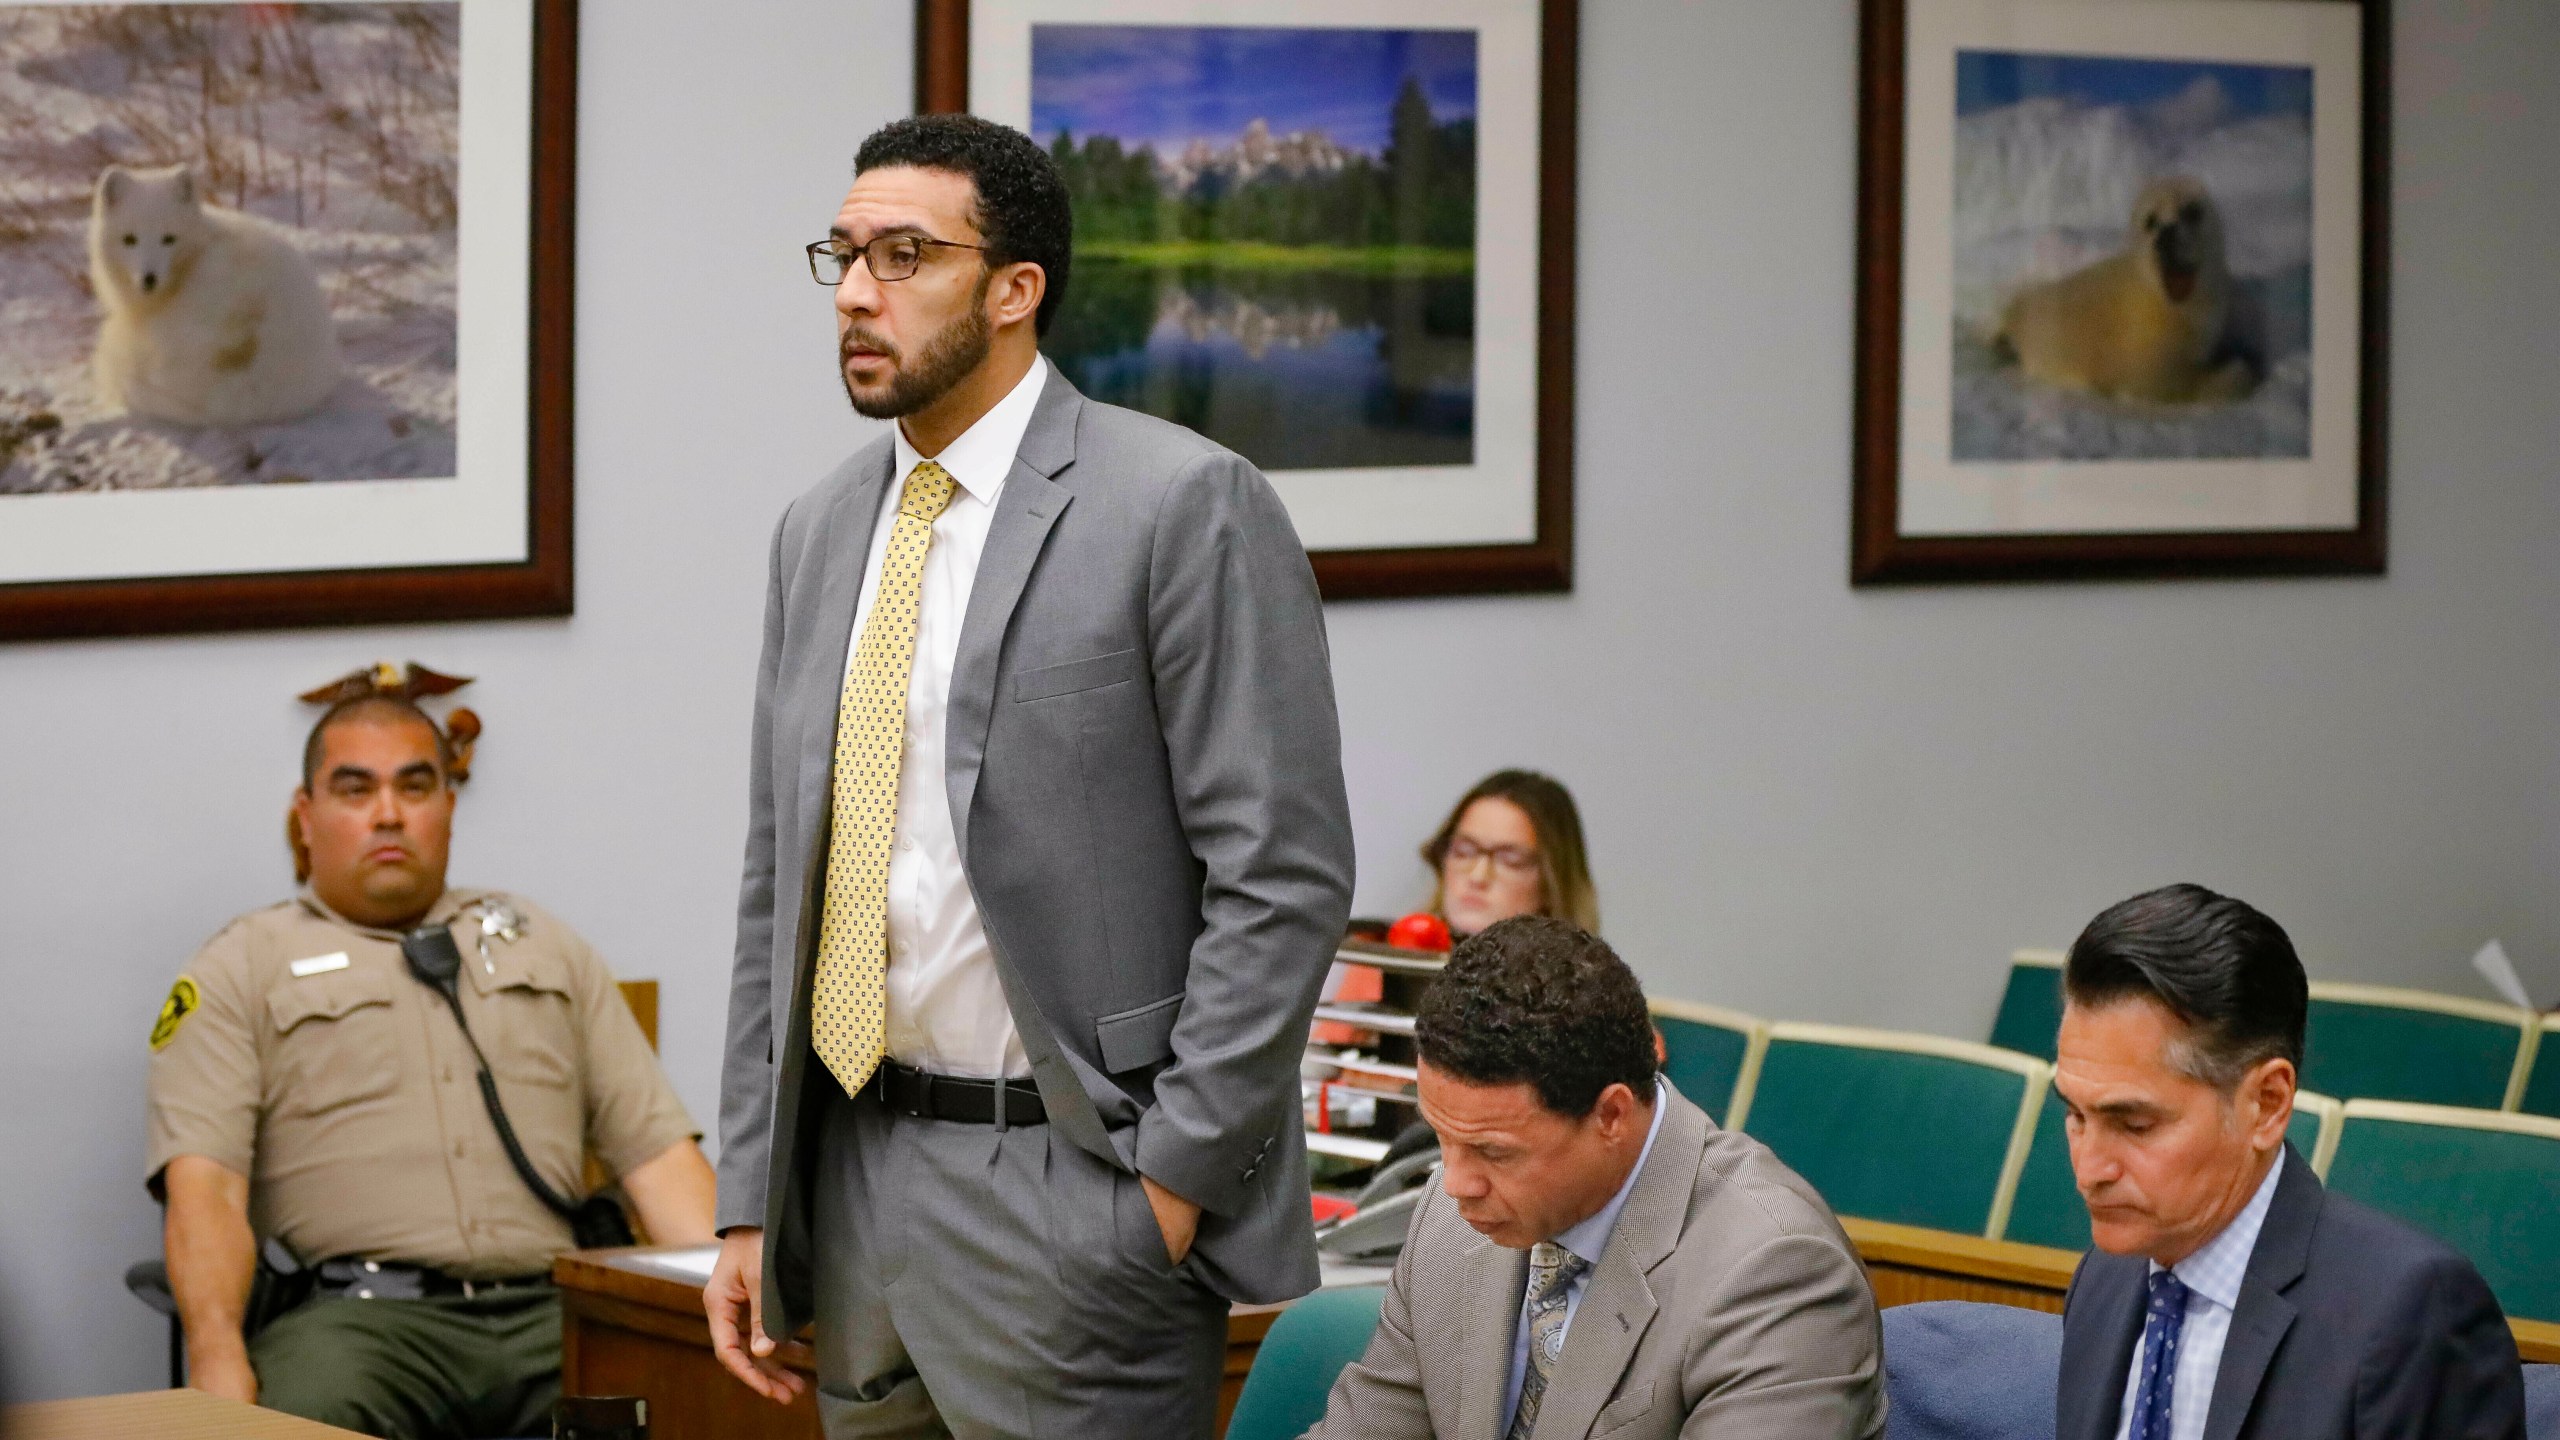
{"left": 559, "top": 1227, "right": 2560, "bottom": 1438}
{"left": 555, "top": 1248, "right": 1315, "bottom": 1440}
{"left": 3, "top": 1390, "right": 365, "bottom": 1439}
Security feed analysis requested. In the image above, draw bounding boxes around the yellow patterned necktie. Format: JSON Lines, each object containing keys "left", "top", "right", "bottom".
{"left": 812, "top": 459, "right": 958, "bottom": 1096}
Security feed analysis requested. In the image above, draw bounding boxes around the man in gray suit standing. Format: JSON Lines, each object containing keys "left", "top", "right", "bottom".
{"left": 704, "top": 114, "right": 1355, "bottom": 1438}
{"left": 1310, "top": 917, "right": 1885, "bottom": 1440}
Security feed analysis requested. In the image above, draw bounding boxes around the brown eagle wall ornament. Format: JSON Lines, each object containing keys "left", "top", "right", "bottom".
{"left": 287, "top": 662, "right": 482, "bottom": 881}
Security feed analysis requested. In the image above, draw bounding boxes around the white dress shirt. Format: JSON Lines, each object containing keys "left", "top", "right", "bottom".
{"left": 2111, "top": 1151, "right": 2287, "bottom": 1440}
{"left": 1501, "top": 1080, "right": 1668, "bottom": 1435}
{"left": 842, "top": 358, "right": 1047, "bottom": 1079}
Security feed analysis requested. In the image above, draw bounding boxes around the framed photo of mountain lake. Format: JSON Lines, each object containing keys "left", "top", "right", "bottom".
{"left": 924, "top": 0, "right": 1577, "bottom": 599}
{"left": 1851, "top": 0, "right": 2388, "bottom": 584}
{"left": 0, "top": 0, "right": 575, "bottom": 641}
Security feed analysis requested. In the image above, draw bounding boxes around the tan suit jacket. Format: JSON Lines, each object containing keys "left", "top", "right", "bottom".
{"left": 1307, "top": 1082, "right": 1885, "bottom": 1440}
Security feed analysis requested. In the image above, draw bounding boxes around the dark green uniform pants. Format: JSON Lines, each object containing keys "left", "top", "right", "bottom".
{"left": 250, "top": 1288, "right": 561, "bottom": 1440}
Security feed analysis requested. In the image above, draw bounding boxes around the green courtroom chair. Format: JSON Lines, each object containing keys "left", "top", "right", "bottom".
{"left": 2324, "top": 1100, "right": 2560, "bottom": 1323}
{"left": 1737, "top": 1024, "right": 2048, "bottom": 1239}
{"left": 2294, "top": 1090, "right": 2347, "bottom": 1175}
{"left": 2518, "top": 1014, "right": 2560, "bottom": 1119}
{"left": 1988, "top": 949, "right": 2067, "bottom": 1061}
{"left": 2000, "top": 1089, "right": 2344, "bottom": 1250}
{"left": 1650, "top": 998, "right": 1770, "bottom": 1127}
{"left": 1224, "top": 1285, "right": 1388, "bottom": 1440}
{"left": 2300, "top": 983, "right": 2536, "bottom": 1110}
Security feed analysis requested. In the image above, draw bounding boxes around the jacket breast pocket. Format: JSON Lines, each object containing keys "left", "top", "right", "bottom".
{"left": 266, "top": 969, "right": 403, "bottom": 1119}
{"left": 1014, "top": 648, "right": 1143, "bottom": 702}
{"left": 1095, "top": 992, "right": 1182, "bottom": 1073}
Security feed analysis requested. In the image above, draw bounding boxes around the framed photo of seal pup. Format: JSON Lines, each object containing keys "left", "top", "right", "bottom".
{"left": 1851, "top": 0, "right": 2387, "bottom": 584}
{"left": 919, "top": 0, "right": 1579, "bottom": 601}
{"left": 0, "top": 0, "right": 576, "bottom": 640}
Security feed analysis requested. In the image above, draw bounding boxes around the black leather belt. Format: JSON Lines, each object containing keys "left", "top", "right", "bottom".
{"left": 874, "top": 1061, "right": 1047, "bottom": 1126}
{"left": 313, "top": 1258, "right": 552, "bottom": 1302}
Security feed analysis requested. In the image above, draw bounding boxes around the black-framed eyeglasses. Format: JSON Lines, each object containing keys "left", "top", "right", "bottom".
{"left": 806, "top": 234, "right": 986, "bottom": 286}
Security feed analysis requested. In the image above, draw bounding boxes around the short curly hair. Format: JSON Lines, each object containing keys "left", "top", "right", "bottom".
{"left": 1416, "top": 915, "right": 1658, "bottom": 1118}
{"left": 855, "top": 114, "right": 1073, "bottom": 336}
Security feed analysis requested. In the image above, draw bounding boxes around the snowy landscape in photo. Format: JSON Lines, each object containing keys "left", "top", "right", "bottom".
{"left": 0, "top": 3, "right": 458, "bottom": 495}
{"left": 1951, "top": 50, "right": 2315, "bottom": 463}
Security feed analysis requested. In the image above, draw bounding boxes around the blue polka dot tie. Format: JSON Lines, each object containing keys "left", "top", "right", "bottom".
{"left": 2129, "top": 1269, "right": 2191, "bottom": 1440}
{"left": 812, "top": 460, "right": 957, "bottom": 1097}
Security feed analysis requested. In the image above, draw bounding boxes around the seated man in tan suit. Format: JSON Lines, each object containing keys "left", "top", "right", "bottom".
{"left": 147, "top": 692, "right": 717, "bottom": 1439}
{"left": 1309, "top": 916, "right": 1884, "bottom": 1440}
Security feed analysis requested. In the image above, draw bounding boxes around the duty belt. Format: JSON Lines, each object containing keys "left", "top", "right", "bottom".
{"left": 873, "top": 1060, "right": 1048, "bottom": 1127}
{"left": 313, "top": 1258, "right": 553, "bottom": 1302}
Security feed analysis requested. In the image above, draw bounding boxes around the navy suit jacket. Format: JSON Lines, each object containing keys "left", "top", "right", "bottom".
{"left": 2057, "top": 1146, "right": 2525, "bottom": 1440}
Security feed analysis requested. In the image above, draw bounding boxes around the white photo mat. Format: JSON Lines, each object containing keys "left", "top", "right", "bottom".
{"left": 969, "top": 0, "right": 1543, "bottom": 552}
{"left": 1895, "top": 0, "right": 2363, "bottom": 538}
{"left": 0, "top": 0, "right": 534, "bottom": 587}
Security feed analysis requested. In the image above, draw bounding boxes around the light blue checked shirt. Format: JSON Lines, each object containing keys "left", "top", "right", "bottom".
{"left": 1501, "top": 1080, "right": 1667, "bottom": 1436}
{"left": 2111, "top": 1152, "right": 2287, "bottom": 1440}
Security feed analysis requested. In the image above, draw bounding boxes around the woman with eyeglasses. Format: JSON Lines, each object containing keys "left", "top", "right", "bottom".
{"left": 1420, "top": 768, "right": 1599, "bottom": 939}
{"left": 1316, "top": 770, "right": 1602, "bottom": 1174}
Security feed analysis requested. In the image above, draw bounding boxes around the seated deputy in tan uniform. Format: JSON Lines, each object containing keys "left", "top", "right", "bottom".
{"left": 146, "top": 690, "right": 717, "bottom": 1439}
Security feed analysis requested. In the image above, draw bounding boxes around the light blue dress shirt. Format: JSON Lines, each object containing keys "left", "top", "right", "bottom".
{"left": 1501, "top": 1080, "right": 1667, "bottom": 1436}
{"left": 2110, "top": 1151, "right": 2287, "bottom": 1440}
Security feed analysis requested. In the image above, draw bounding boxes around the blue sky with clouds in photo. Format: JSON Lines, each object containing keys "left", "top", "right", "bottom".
{"left": 1957, "top": 50, "right": 2311, "bottom": 121}
{"left": 1031, "top": 25, "right": 1476, "bottom": 157}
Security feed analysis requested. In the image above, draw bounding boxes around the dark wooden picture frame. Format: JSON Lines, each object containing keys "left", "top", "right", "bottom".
{"left": 1850, "top": 0, "right": 2389, "bottom": 585}
{"left": 0, "top": 0, "right": 578, "bottom": 642}
{"left": 917, "top": 0, "right": 1577, "bottom": 602}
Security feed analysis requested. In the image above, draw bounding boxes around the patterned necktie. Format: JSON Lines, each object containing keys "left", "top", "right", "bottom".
{"left": 811, "top": 460, "right": 958, "bottom": 1096}
{"left": 2128, "top": 1269, "right": 2192, "bottom": 1440}
{"left": 1506, "top": 1241, "right": 1590, "bottom": 1440}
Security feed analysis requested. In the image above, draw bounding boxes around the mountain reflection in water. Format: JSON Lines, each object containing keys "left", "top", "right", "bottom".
{"left": 1047, "top": 258, "right": 1474, "bottom": 472}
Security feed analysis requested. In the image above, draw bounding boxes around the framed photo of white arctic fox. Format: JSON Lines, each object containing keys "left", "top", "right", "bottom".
{"left": 920, "top": 0, "right": 1579, "bottom": 601}
{"left": 1851, "top": 0, "right": 2388, "bottom": 584}
{"left": 0, "top": 0, "right": 575, "bottom": 639}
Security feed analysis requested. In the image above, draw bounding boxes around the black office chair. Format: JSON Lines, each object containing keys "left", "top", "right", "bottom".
{"left": 124, "top": 1259, "right": 183, "bottom": 1388}
{"left": 127, "top": 1236, "right": 309, "bottom": 1389}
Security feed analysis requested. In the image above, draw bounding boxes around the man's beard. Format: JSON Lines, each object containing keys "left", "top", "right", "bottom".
{"left": 840, "top": 282, "right": 994, "bottom": 420}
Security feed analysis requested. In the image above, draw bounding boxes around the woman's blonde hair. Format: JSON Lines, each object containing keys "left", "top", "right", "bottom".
{"left": 1421, "top": 769, "right": 1600, "bottom": 933}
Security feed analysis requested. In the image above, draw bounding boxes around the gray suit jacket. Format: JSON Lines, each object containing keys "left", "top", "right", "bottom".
{"left": 1309, "top": 1083, "right": 1887, "bottom": 1440}
{"left": 715, "top": 362, "right": 1355, "bottom": 1336}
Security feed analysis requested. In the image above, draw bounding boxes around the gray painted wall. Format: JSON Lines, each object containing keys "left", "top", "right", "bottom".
{"left": 2, "top": 0, "right": 2553, "bottom": 1402}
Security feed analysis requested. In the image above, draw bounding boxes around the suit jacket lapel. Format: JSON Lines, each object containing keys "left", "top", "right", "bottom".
{"left": 792, "top": 449, "right": 893, "bottom": 860}
{"left": 2057, "top": 1255, "right": 2147, "bottom": 1440}
{"left": 2200, "top": 1150, "right": 2317, "bottom": 1440}
{"left": 1527, "top": 1091, "right": 1701, "bottom": 1439}
{"left": 1456, "top": 1234, "right": 1528, "bottom": 1440}
{"left": 945, "top": 361, "right": 1080, "bottom": 862}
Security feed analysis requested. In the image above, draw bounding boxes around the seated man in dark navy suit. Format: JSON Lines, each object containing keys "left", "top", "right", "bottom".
{"left": 2051, "top": 883, "right": 2524, "bottom": 1440}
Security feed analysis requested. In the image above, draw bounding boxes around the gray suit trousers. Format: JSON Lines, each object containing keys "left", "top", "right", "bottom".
{"left": 809, "top": 1085, "right": 1230, "bottom": 1439}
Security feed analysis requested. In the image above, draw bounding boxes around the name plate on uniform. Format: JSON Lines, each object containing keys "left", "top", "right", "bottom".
{"left": 290, "top": 952, "right": 352, "bottom": 978}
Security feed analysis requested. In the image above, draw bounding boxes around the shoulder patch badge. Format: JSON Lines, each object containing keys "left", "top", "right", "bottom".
{"left": 150, "top": 975, "right": 201, "bottom": 1052}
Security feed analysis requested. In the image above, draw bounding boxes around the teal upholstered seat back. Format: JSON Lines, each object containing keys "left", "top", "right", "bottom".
{"left": 1988, "top": 954, "right": 2064, "bottom": 1062}
{"left": 1655, "top": 1009, "right": 1758, "bottom": 1126}
{"left": 2519, "top": 1023, "right": 2560, "bottom": 1120}
{"left": 2300, "top": 991, "right": 2526, "bottom": 1109}
{"left": 1225, "top": 1285, "right": 1388, "bottom": 1440}
{"left": 2324, "top": 1105, "right": 2560, "bottom": 1323}
{"left": 1741, "top": 1030, "right": 2041, "bottom": 1238}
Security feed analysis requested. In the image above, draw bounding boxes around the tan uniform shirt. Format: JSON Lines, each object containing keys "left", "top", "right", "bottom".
{"left": 146, "top": 888, "right": 696, "bottom": 1279}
